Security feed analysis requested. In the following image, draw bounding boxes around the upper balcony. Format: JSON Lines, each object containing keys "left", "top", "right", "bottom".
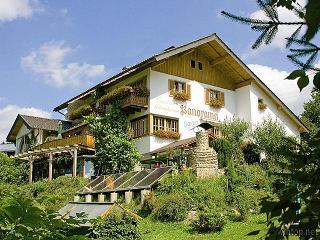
{"left": 120, "top": 91, "right": 148, "bottom": 113}
{"left": 34, "top": 134, "right": 95, "bottom": 150}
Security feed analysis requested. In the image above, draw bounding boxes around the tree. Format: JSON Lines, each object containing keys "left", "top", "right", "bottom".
{"left": 301, "top": 89, "right": 320, "bottom": 137}
{"left": 86, "top": 104, "right": 141, "bottom": 175}
{"left": 0, "top": 152, "right": 28, "bottom": 184}
{"left": 222, "top": 0, "right": 320, "bottom": 91}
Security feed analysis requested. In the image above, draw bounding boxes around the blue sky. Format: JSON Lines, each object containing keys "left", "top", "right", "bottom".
{"left": 0, "top": 0, "right": 312, "bottom": 141}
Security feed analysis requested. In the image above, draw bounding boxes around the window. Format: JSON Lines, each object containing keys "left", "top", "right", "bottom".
{"left": 208, "top": 126, "right": 222, "bottom": 138}
{"left": 130, "top": 116, "right": 148, "bottom": 138}
{"left": 198, "top": 62, "right": 203, "bottom": 70}
{"left": 205, "top": 88, "right": 225, "bottom": 106}
{"left": 168, "top": 80, "right": 191, "bottom": 99}
{"left": 191, "top": 60, "right": 196, "bottom": 68}
{"left": 153, "top": 116, "right": 178, "bottom": 133}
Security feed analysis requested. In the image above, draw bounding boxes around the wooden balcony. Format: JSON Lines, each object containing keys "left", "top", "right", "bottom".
{"left": 35, "top": 134, "right": 95, "bottom": 150}
{"left": 120, "top": 92, "right": 148, "bottom": 114}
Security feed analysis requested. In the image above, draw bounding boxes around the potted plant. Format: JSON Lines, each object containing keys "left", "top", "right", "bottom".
{"left": 173, "top": 91, "right": 190, "bottom": 101}
{"left": 258, "top": 99, "right": 267, "bottom": 110}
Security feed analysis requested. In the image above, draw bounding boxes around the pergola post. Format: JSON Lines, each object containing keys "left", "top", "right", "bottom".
{"left": 72, "top": 148, "right": 78, "bottom": 177}
{"left": 48, "top": 153, "right": 53, "bottom": 181}
{"left": 82, "top": 159, "right": 86, "bottom": 177}
{"left": 28, "top": 157, "right": 33, "bottom": 184}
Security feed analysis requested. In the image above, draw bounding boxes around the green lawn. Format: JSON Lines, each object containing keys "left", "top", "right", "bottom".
{"left": 139, "top": 214, "right": 268, "bottom": 240}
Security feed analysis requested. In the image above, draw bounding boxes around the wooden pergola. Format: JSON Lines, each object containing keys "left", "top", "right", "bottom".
{"left": 14, "top": 144, "right": 95, "bottom": 183}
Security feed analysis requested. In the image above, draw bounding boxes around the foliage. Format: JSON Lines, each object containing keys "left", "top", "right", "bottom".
{"left": 0, "top": 197, "right": 88, "bottom": 240}
{"left": 242, "top": 142, "right": 260, "bottom": 164}
{"left": 208, "top": 98, "right": 224, "bottom": 109}
{"left": 220, "top": 118, "right": 250, "bottom": 160}
{"left": 0, "top": 152, "right": 28, "bottom": 184}
{"left": 173, "top": 91, "right": 190, "bottom": 101}
{"left": 222, "top": 0, "right": 320, "bottom": 91}
{"left": 68, "top": 104, "right": 92, "bottom": 120}
{"left": 211, "top": 138, "right": 233, "bottom": 168}
{"left": 258, "top": 134, "right": 320, "bottom": 239}
{"left": 157, "top": 171, "right": 227, "bottom": 211}
{"left": 98, "top": 85, "right": 149, "bottom": 105}
{"left": 141, "top": 192, "right": 156, "bottom": 215}
{"left": 301, "top": 89, "right": 320, "bottom": 137}
{"left": 90, "top": 211, "right": 141, "bottom": 240}
{"left": 86, "top": 104, "right": 141, "bottom": 175}
{"left": 154, "top": 193, "right": 188, "bottom": 222}
{"left": 192, "top": 209, "right": 226, "bottom": 233}
{"left": 153, "top": 130, "right": 180, "bottom": 139}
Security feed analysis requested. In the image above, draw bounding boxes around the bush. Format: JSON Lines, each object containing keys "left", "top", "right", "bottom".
{"left": 157, "top": 171, "right": 227, "bottom": 211}
{"left": 0, "top": 152, "right": 28, "bottom": 184}
{"left": 141, "top": 192, "right": 156, "bottom": 215}
{"left": 192, "top": 209, "right": 226, "bottom": 233}
{"left": 211, "top": 138, "right": 233, "bottom": 168}
{"left": 68, "top": 104, "right": 92, "bottom": 120}
{"left": 242, "top": 142, "right": 260, "bottom": 164}
{"left": 154, "top": 193, "right": 188, "bottom": 222}
{"left": 90, "top": 211, "right": 141, "bottom": 240}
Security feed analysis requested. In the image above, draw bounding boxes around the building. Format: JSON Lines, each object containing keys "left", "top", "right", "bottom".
{"left": 54, "top": 33, "right": 307, "bottom": 159}
{"left": 0, "top": 142, "right": 15, "bottom": 156}
{"left": 9, "top": 33, "right": 308, "bottom": 182}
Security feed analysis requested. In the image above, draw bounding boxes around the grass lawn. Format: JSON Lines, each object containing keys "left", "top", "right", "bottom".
{"left": 139, "top": 214, "right": 268, "bottom": 240}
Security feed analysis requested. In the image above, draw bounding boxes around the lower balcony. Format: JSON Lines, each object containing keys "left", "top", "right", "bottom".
{"left": 35, "top": 134, "right": 95, "bottom": 150}
{"left": 120, "top": 92, "right": 148, "bottom": 114}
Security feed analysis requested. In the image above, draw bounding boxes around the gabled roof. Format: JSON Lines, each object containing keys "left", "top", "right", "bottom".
{"left": 6, "top": 115, "right": 71, "bottom": 142}
{"left": 53, "top": 33, "right": 308, "bottom": 133}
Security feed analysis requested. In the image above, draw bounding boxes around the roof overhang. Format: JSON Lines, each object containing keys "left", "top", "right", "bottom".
{"left": 6, "top": 115, "right": 31, "bottom": 142}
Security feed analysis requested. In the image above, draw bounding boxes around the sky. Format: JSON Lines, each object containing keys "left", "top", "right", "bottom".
{"left": 0, "top": 0, "right": 314, "bottom": 142}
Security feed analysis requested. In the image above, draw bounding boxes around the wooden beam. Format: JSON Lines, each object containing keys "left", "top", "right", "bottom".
{"left": 235, "top": 79, "right": 252, "bottom": 89}
{"left": 28, "top": 156, "right": 33, "bottom": 184}
{"left": 48, "top": 153, "right": 53, "bottom": 181}
{"left": 211, "top": 55, "right": 229, "bottom": 66}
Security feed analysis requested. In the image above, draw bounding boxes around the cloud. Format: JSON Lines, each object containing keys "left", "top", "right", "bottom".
{"left": 0, "top": 105, "right": 52, "bottom": 142}
{"left": 0, "top": 0, "right": 41, "bottom": 22}
{"left": 248, "top": 64, "right": 312, "bottom": 115}
{"left": 21, "top": 41, "right": 106, "bottom": 87}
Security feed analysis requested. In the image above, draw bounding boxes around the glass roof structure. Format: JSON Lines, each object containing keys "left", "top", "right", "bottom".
{"left": 79, "top": 166, "right": 172, "bottom": 194}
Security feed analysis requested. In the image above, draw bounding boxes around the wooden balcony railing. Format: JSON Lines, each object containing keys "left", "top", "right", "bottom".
{"left": 120, "top": 92, "right": 148, "bottom": 112}
{"left": 35, "top": 134, "right": 95, "bottom": 150}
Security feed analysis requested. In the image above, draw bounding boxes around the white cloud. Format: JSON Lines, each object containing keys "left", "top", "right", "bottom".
{"left": 0, "top": 105, "right": 52, "bottom": 142}
{"left": 21, "top": 41, "right": 106, "bottom": 87}
{"left": 248, "top": 64, "right": 312, "bottom": 115}
{"left": 0, "top": 0, "right": 40, "bottom": 22}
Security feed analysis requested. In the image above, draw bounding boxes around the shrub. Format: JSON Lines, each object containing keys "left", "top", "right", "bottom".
{"left": 173, "top": 91, "right": 190, "bottom": 101}
{"left": 211, "top": 138, "right": 233, "bottom": 168}
{"left": 141, "top": 192, "right": 156, "bottom": 215}
{"left": 192, "top": 209, "right": 226, "bottom": 233}
{"left": 0, "top": 152, "right": 28, "bottom": 184}
{"left": 242, "top": 142, "right": 260, "bottom": 164}
{"left": 154, "top": 193, "right": 188, "bottom": 222}
{"left": 153, "top": 130, "right": 180, "bottom": 139}
{"left": 90, "top": 211, "right": 141, "bottom": 240}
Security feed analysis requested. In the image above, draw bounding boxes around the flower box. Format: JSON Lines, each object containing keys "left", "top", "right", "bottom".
{"left": 173, "top": 91, "right": 190, "bottom": 101}
{"left": 153, "top": 130, "right": 180, "bottom": 139}
{"left": 208, "top": 98, "right": 224, "bottom": 109}
{"left": 258, "top": 102, "right": 267, "bottom": 110}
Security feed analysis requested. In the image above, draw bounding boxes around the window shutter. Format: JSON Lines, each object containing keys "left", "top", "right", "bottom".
{"left": 168, "top": 80, "right": 175, "bottom": 96}
{"left": 186, "top": 84, "right": 191, "bottom": 99}
{"left": 205, "top": 88, "right": 210, "bottom": 104}
{"left": 218, "top": 91, "right": 225, "bottom": 106}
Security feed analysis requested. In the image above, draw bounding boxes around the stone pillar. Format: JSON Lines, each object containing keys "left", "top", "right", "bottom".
{"left": 74, "top": 195, "right": 80, "bottom": 202}
{"left": 28, "top": 158, "right": 33, "bottom": 184}
{"left": 141, "top": 189, "right": 151, "bottom": 204}
{"left": 110, "top": 192, "right": 118, "bottom": 203}
{"left": 125, "top": 191, "right": 133, "bottom": 204}
{"left": 72, "top": 149, "right": 78, "bottom": 177}
{"left": 85, "top": 194, "right": 92, "bottom": 203}
{"left": 48, "top": 153, "right": 53, "bottom": 181}
{"left": 98, "top": 193, "right": 105, "bottom": 203}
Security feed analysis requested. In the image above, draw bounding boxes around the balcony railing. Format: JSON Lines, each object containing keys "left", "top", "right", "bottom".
{"left": 35, "top": 134, "right": 95, "bottom": 150}
{"left": 120, "top": 92, "right": 148, "bottom": 113}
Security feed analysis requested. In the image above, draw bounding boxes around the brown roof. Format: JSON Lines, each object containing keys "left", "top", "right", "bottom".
{"left": 6, "top": 115, "right": 71, "bottom": 142}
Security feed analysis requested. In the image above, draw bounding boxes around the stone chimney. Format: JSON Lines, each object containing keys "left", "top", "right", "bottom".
{"left": 188, "top": 131, "right": 218, "bottom": 178}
